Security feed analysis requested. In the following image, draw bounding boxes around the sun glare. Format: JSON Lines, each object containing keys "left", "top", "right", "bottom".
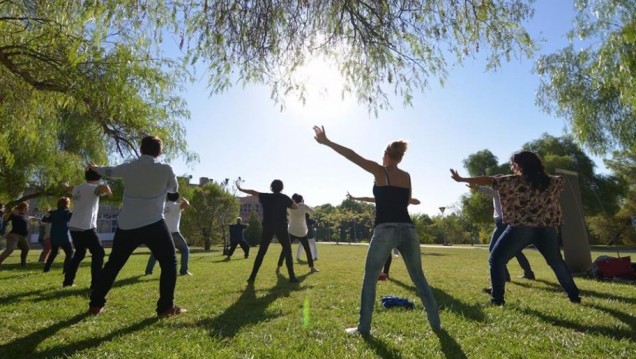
{"left": 286, "top": 57, "right": 353, "bottom": 122}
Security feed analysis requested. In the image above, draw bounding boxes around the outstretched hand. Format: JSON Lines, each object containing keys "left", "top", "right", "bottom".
{"left": 313, "top": 125, "right": 328, "bottom": 144}
{"left": 450, "top": 169, "right": 463, "bottom": 182}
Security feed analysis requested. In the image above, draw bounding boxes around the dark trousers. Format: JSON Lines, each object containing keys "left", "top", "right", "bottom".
{"left": 278, "top": 234, "right": 314, "bottom": 268}
{"left": 382, "top": 255, "right": 392, "bottom": 275}
{"left": 249, "top": 226, "right": 295, "bottom": 281}
{"left": 89, "top": 220, "right": 177, "bottom": 313}
{"left": 44, "top": 241, "right": 73, "bottom": 273}
{"left": 65, "top": 229, "right": 105, "bottom": 288}
{"left": 228, "top": 237, "right": 250, "bottom": 258}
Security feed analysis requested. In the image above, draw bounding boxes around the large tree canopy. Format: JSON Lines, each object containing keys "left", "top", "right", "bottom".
{"left": 535, "top": 0, "right": 636, "bottom": 154}
{"left": 1, "top": 0, "right": 537, "bottom": 203}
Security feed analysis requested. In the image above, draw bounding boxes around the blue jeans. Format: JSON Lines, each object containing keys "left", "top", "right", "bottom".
{"left": 146, "top": 232, "right": 190, "bottom": 275}
{"left": 357, "top": 223, "right": 440, "bottom": 333}
{"left": 489, "top": 219, "right": 534, "bottom": 279}
{"left": 489, "top": 226, "right": 580, "bottom": 304}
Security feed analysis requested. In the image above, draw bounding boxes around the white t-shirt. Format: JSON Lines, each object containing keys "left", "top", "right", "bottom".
{"left": 164, "top": 201, "right": 182, "bottom": 233}
{"left": 69, "top": 182, "right": 101, "bottom": 230}
{"left": 287, "top": 203, "right": 315, "bottom": 237}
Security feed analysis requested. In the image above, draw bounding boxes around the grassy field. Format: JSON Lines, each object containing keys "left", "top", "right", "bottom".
{"left": 0, "top": 243, "right": 634, "bottom": 358}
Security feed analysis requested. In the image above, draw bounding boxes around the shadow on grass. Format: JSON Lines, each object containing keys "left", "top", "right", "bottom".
{"left": 0, "top": 288, "right": 49, "bottom": 306}
{"left": 512, "top": 278, "right": 636, "bottom": 305}
{"left": 46, "top": 317, "right": 157, "bottom": 358}
{"left": 434, "top": 328, "right": 468, "bottom": 359}
{"left": 518, "top": 306, "right": 636, "bottom": 341}
{"left": 391, "top": 278, "right": 486, "bottom": 323}
{"left": 29, "top": 275, "right": 145, "bottom": 303}
{"left": 361, "top": 335, "right": 403, "bottom": 359}
{"left": 360, "top": 327, "right": 467, "bottom": 359}
{"left": 196, "top": 273, "right": 307, "bottom": 338}
{"left": 586, "top": 302, "right": 636, "bottom": 334}
{"left": 0, "top": 311, "right": 157, "bottom": 358}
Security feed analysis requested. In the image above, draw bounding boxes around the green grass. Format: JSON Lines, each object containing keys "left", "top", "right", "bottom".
{"left": 0, "top": 244, "right": 634, "bottom": 358}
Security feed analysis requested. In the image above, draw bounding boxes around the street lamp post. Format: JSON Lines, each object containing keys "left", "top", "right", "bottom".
{"left": 439, "top": 207, "right": 447, "bottom": 246}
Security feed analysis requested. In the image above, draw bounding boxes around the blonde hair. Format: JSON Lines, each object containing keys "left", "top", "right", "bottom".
{"left": 385, "top": 140, "right": 408, "bottom": 162}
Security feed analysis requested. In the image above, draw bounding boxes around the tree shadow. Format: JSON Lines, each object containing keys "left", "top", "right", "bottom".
{"left": 196, "top": 273, "right": 306, "bottom": 338}
{"left": 518, "top": 306, "right": 635, "bottom": 341}
{"left": 391, "top": 278, "right": 486, "bottom": 323}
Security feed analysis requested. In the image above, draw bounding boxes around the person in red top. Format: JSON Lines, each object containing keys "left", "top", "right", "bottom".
{"left": 451, "top": 150, "right": 580, "bottom": 305}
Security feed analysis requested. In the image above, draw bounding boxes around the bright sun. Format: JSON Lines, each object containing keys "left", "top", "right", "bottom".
{"left": 285, "top": 56, "right": 353, "bottom": 122}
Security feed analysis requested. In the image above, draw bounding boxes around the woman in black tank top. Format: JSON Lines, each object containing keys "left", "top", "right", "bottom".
{"left": 313, "top": 126, "right": 440, "bottom": 335}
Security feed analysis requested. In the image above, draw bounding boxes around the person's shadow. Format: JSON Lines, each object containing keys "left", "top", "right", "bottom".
{"left": 360, "top": 327, "right": 466, "bottom": 359}
{"left": 0, "top": 313, "right": 158, "bottom": 358}
{"left": 197, "top": 273, "right": 306, "bottom": 338}
{"left": 390, "top": 278, "right": 486, "bottom": 323}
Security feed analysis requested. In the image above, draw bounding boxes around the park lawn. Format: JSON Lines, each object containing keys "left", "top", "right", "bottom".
{"left": 0, "top": 243, "right": 634, "bottom": 358}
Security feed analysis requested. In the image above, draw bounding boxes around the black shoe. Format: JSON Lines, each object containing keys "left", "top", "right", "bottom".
{"left": 490, "top": 299, "right": 504, "bottom": 306}
{"left": 519, "top": 274, "right": 536, "bottom": 280}
{"left": 569, "top": 296, "right": 581, "bottom": 304}
{"left": 483, "top": 287, "right": 492, "bottom": 294}
{"left": 289, "top": 277, "right": 299, "bottom": 283}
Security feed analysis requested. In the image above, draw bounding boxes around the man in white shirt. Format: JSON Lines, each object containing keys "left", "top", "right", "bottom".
{"left": 145, "top": 192, "right": 192, "bottom": 276}
{"left": 64, "top": 169, "right": 112, "bottom": 288}
{"left": 88, "top": 136, "right": 185, "bottom": 318}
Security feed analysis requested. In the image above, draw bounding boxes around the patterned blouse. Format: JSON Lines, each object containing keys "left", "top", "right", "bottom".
{"left": 492, "top": 175, "right": 565, "bottom": 227}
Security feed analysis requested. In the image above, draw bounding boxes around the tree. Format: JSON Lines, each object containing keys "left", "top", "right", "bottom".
{"left": 522, "top": 134, "right": 625, "bottom": 216}
{"left": 183, "top": 180, "right": 239, "bottom": 251}
{"left": 2, "top": 0, "right": 537, "bottom": 205}
{"left": 535, "top": 1, "right": 636, "bottom": 154}
{"left": 0, "top": 1, "right": 196, "bottom": 205}
{"left": 463, "top": 149, "right": 501, "bottom": 176}
{"left": 244, "top": 211, "right": 263, "bottom": 247}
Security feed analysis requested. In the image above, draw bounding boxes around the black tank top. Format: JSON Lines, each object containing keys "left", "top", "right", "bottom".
{"left": 373, "top": 168, "right": 412, "bottom": 226}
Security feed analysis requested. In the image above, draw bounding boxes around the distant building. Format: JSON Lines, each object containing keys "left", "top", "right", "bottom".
{"left": 238, "top": 195, "right": 262, "bottom": 222}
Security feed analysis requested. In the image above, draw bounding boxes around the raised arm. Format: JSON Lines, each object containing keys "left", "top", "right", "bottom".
{"left": 235, "top": 181, "right": 259, "bottom": 196}
{"left": 347, "top": 192, "right": 376, "bottom": 203}
{"left": 180, "top": 198, "right": 191, "bottom": 210}
{"left": 450, "top": 169, "right": 493, "bottom": 186}
{"left": 313, "top": 126, "right": 383, "bottom": 175}
{"left": 96, "top": 184, "right": 112, "bottom": 197}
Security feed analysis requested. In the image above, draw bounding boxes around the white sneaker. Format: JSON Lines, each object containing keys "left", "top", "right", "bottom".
{"left": 345, "top": 327, "right": 360, "bottom": 335}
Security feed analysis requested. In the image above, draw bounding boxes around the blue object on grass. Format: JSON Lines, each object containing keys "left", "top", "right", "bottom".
{"left": 381, "top": 295, "right": 414, "bottom": 309}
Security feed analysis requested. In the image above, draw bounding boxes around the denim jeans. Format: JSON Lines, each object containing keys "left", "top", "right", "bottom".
{"left": 90, "top": 220, "right": 177, "bottom": 314}
{"left": 489, "top": 219, "right": 534, "bottom": 279}
{"left": 357, "top": 223, "right": 440, "bottom": 333}
{"left": 146, "top": 232, "right": 190, "bottom": 275}
{"left": 489, "top": 226, "right": 580, "bottom": 304}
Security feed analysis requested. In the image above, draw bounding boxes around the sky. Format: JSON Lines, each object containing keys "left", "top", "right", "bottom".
{"left": 166, "top": 1, "right": 605, "bottom": 217}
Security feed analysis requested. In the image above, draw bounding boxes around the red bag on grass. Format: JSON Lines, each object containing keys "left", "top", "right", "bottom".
{"left": 595, "top": 256, "right": 635, "bottom": 278}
